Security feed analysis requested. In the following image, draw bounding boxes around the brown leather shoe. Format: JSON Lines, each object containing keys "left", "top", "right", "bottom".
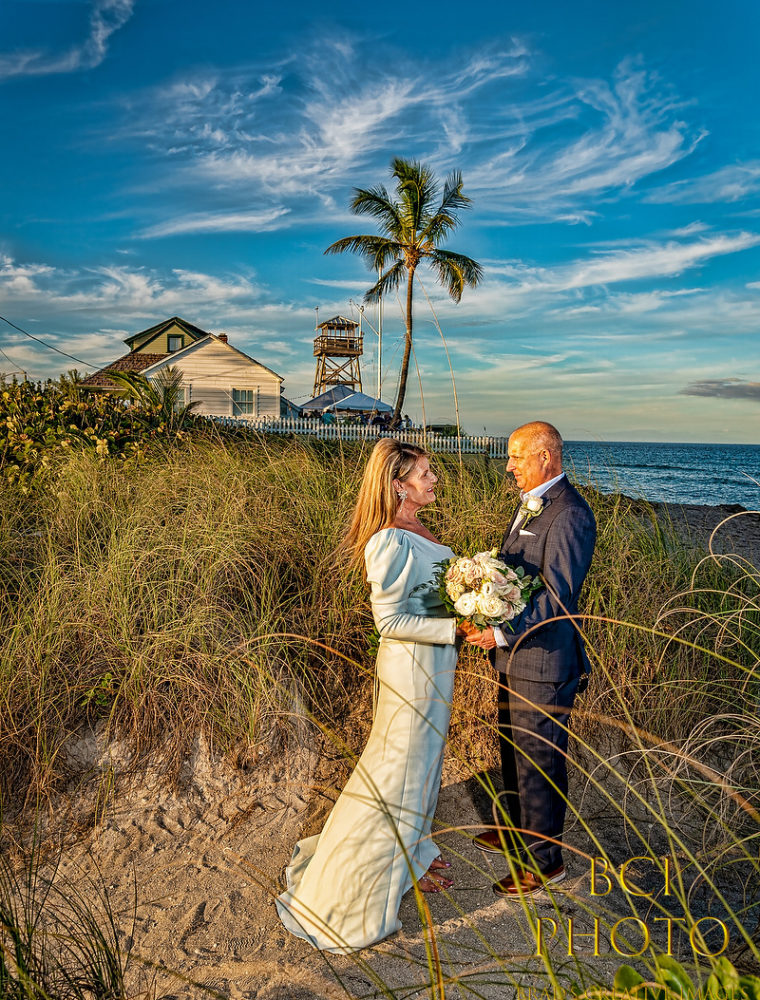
{"left": 492, "top": 864, "right": 566, "bottom": 897}
{"left": 473, "top": 829, "right": 517, "bottom": 855}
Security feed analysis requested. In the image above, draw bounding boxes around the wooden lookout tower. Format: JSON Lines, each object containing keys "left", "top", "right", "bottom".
{"left": 312, "top": 315, "right": 363, "bottom": 397}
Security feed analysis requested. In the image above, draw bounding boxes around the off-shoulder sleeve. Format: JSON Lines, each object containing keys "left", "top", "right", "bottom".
{"left": 364, "top": 530, "right": 456, "bottom": 645}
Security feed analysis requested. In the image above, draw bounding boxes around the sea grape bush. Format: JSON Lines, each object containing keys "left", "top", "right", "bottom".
{"left": 0, "top": 373, "right": 186, "bottom": 488}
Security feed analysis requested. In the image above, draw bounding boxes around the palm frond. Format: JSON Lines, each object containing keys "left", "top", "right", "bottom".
{"left": 392, "top": 158, "right": 438, "bottom": 235}
{"left": 324, "top": 235, "right": 402, "bottom": 271}
{"left": 423, "top": 170, "right": 472, "bottom": 243}
{"left": 363, "top": 260, "right": 405, "bottom": 303}
{"left": 429, "top": 249, "right": 483, "bottom": 302}
{"left": 152, "top": 366, "right": 187, "bottom": 419}
{"left": 350, "top": 185, "right": 403, "bottom": 236}
{"left": 103, "top": 370, "right": 161, "bottom": 408}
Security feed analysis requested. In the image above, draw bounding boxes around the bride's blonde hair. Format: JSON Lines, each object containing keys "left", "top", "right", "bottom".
{"left": 343, "top": 439, "right": 428, "bottom": 573}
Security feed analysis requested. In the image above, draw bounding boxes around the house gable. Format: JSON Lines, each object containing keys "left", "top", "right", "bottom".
{"left": 125, "top": 317, "right": 210, "bottom": 355}
{"left": 141, "top": 335, "right": 284, "bottom": 419}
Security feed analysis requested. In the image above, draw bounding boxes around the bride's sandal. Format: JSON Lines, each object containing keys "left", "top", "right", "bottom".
{"left": 417, "top": 874, "right": 451, "bottom": 893}
{"left": 418, "top": 870, "right": 454, "bottom": 892}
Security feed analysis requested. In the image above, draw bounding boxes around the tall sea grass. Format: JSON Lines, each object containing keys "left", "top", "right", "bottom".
{"left": 0, "top": 435, "right": 754, "bottom": 807}
{"left": 1, "top": 433, "right": 758, "bottom": 996}
{"left": 0, "top": 832, "right": 134, "bottom": 999}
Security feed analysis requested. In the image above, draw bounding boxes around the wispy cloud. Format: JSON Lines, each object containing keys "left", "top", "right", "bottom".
{"left": 485, "top": 232, "right": 760, "bottom": 293}
{"left": 682, "top": 378, "right": 760, "bottom": 400}
{"left": 463, "top": 57, "right": 702, "bottom": 219}
{"left": 138, "top": 207, "right": 291, "bottom": 238}
{"left": 0, "top": 0, "right": 134, "bottom": 81}
{"left": 0, "top": 253, "right": 339, "bottom": 378}
{"left": 115, "top": 43, "right": 700, "bottom": 235}
{"left": 647, "top": 160, "right": 760, "bottom": 204}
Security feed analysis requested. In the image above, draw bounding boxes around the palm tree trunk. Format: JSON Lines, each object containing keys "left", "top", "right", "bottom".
{"left": 392, "top": 267, "right": 414, "bottom": 429}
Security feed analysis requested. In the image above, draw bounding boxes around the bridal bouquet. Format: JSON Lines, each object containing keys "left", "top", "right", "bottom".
{"left": 434, "top": 550, "right": 542, "bottom": 630}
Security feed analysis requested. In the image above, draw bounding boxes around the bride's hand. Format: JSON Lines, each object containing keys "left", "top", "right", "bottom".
{"left": 455, "top": 619, "right": 480, "bottom": 638}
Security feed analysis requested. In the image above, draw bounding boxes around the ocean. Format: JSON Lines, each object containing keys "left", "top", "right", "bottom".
{"left": 563, "top": 441, "right": 760, "bottom": 509}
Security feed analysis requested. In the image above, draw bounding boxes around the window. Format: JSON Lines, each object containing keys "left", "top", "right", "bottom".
{"left": 232, "top": 388, "right": 256, "bottom": 415}
{"left": 174, "top": 385, "right": 190, "bottom": 413}
{"left": 168, "top": 335, "right": 184, "bottom": 352}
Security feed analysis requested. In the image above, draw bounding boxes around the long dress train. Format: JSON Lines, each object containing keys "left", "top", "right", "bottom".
{"left": 275, "top": 527, "right": 458, "bottom": 953}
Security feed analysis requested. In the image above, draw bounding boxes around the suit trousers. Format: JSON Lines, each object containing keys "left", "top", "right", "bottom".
{"left": 496, "top": 672, "right": 579, "bottom": 873}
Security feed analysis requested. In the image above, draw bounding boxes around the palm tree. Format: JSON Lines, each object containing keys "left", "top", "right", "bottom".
{"left": 325, "top": 158, "right": 482, "bottom": 428}
{"left": 106, "top": 367, "right": 199, "bottom": 431}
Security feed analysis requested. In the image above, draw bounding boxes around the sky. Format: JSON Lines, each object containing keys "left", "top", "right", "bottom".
{"left": 1, "top": 0, "right": 759, "bottom": 442}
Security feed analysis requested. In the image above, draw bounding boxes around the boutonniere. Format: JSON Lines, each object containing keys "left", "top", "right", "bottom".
{"left": 518, "top": 495, "right": 544, "bottom": 525}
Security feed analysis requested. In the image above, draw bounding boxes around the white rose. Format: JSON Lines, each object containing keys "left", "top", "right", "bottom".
{"left": 447, "top": 582, "right": 465, "bottom": 600}
{"left": 454, "top": 592, "right": 478, "bottom": 617}
{"left": 503, "top": 599, "right": 526, "bottom": 620}
{"left": 525, "top": 495, "right": 543, "bottom": 514}
{"left": 476, "top": 551, "right": 503, "bottom": 571}
{"left": 477, "top": 594, "right": 506, "bottom": 618}
{"left": 480, "top": 580, "right": 496, "bottom": 597}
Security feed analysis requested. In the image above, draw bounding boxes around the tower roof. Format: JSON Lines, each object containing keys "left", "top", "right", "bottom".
{"left": 317, "top": 315, "right": 358, "bottom": 330}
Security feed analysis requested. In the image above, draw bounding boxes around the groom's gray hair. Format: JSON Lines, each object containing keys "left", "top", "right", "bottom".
{"left": 512, "top": 421, "right": 563, "bottom": 460}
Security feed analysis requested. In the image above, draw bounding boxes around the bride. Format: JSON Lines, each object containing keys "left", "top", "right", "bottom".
{"left": 275, "top": 439, "right": 466, "bottom": 953}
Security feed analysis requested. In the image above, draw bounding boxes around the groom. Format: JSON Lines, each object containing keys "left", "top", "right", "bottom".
{"left": 466, "top": 421, "right": 596, "bottom": 897}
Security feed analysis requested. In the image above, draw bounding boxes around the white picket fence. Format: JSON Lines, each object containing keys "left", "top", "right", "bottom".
{"left": 206, "top": 415, "right": 510, "bottom": 458}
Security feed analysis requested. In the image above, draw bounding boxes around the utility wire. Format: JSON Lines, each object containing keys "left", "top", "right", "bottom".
{"left": 0, "top": 314, "right": 107, "bottom": 370}
{"left": 0, "top": 339, "right": 22, "bottom": 375}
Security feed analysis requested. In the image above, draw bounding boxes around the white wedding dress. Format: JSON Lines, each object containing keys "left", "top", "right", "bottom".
{"left": 275, "top": 527, "right": 458, "bottom": 953}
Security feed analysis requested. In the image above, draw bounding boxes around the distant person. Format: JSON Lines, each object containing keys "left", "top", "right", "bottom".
{"left": 402, "top": 414, "right": 412, "bottom": 430}
{"left": 276, "top": 440, "right": 469, "bottom": 951}
{"left": 322, "top": 410, "right": 336, "bottom": 425}
{"left": 466, "top": 421, "right": 596, "bottom": 896}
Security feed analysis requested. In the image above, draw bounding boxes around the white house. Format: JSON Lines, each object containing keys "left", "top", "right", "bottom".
{"left": 82, "top": 317, "right": 284, "bottom": 418}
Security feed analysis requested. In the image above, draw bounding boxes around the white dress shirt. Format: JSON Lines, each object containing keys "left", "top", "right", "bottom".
{"left": 495, "top": 472, "right": 566, "bottom": 648}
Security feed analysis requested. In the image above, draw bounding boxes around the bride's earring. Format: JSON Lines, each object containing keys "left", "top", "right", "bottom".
{"left": 396, "top": 488, "right": 408, "bottom": 504}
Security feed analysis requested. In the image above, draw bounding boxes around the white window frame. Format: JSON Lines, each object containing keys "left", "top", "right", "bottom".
{"left": 231, "top": 387, "right": 257, "bottom": 416}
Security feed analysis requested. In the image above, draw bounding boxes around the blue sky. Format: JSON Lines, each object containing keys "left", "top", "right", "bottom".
{"left": 1, "top": 0, "right": 759, "bottom": 441}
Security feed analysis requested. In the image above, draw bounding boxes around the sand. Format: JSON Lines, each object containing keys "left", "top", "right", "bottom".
{"left": 10, "top": 500, "right": 760, "bottom": 999}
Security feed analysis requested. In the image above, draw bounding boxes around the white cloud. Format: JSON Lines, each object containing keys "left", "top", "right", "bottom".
{"left": 139, "top": 207, "right": 291, "bottom": 238}
{"left": 484, "top": 232, "right": 760, "bottom": 293}
{"left": 554, "top": 233, "right": 760, "bottom": 289}
{"left": 0, "top": 253, "right": 348, "bottom": 380}
{"left": 114, "top": 44, "right": 697, "bottom": 233}
{"left": 465, "top": 57, "right": 702, "bottom": 219}
{"left": 667, "top": 221, "right": 710, "bottom": 237}
{"left": 647, "top": 160, "right": 760, "bottom": 204}
{"left": 0, "top": 0, "right": 134, "bottom": 80}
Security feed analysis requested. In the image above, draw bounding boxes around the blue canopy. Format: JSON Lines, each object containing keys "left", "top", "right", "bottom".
{"left": 300, "top": 385, "right": 355, "bottom": 412}
{"left": 324, "top": 391, "right": 393, "bottom": 413}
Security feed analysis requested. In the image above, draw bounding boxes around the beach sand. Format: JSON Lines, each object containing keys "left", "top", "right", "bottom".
{"left": 12, "top": 500, "right": 760, "bottom": 999}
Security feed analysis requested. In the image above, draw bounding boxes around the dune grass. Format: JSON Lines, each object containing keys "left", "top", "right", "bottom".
{"left": 0, "top": 832, "right": 134, "bottom": 1000}
{"left": 1, "top": 431, "right": 758, "bottom": 996}
{"left": 0, "top": 433, "right": 755, "bottom": 807}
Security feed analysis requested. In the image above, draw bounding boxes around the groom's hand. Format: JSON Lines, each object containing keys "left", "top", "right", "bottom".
{"left": 465, "top": 627, "right": 497, "bottom": 650}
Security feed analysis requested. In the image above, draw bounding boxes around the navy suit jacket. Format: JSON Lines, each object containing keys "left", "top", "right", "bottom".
{"left": 491, "top": 476, "right": 596, "bottom": 682}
